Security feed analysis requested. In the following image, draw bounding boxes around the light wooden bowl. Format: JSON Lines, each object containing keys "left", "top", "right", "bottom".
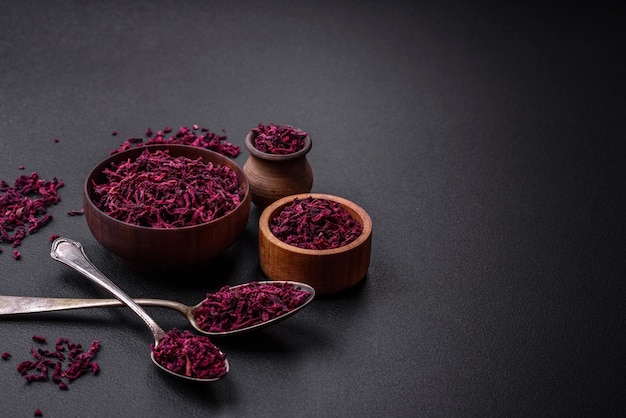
{"left": 258, "top": 193, "right": 372, "bottom": 295}
{"left": 83, "top": 144, "right": 251, "bottom": 273}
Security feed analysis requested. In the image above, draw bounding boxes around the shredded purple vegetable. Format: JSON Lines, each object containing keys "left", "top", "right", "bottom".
{"left": 270, "top": 197, "right": 362, "bottom": 250}
{"left": 1, "top": 173, "right": 63, "bottom": 252}
{"left": 16, "top": 336, "right": 101, "bottom": 390}
{"left": 192, "top": 282, "right": 312, "bottom": 332}
{"left": 91, "top": 149, "right": 244, "bottom": 228}
{"left": 67, "top": 208, "right": 84, "bottom": 216}
{"left": 111, "top": 125, "right": 240, "bottom": 157}
{"left": 151, "top": 328, "right": 227, "bottom": 379}
{"left": 251, "top": 123, "right": 307, "bottom": 155}
{"left": 1, "top": 352, "right": 11, "bottom": 360}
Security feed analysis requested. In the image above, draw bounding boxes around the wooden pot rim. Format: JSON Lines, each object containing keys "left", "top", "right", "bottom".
{"left": 245, "top": 130, "right": 312, "bottom": 162}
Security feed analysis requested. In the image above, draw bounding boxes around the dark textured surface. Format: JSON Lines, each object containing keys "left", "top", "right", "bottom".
{"left": 1, "top": 1, "right": 625, "bottom": 417}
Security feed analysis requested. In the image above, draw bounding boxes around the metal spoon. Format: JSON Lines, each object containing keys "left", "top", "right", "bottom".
{"left": 0, "top": 283, "right": 315, "bottom": 336}
{"left": 49, "top": 237, "right": 228, "bottom": 382}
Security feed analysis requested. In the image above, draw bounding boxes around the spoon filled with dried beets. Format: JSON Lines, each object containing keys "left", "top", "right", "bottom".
{"left": 49, "top": 237, "right": 228, "bottom": 382}
{"left": 0, "top": 281, "right": 315, "bottom": 336}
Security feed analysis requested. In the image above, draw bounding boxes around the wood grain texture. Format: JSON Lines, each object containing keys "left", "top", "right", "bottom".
{"left": 258, "top": 193, "right": 372, "bottom": 295}
{"left": 243, "top": 131, "right": 313, "bottom": 208}
{"left": 83, "top": 144, "right": 251, "bottom": 273}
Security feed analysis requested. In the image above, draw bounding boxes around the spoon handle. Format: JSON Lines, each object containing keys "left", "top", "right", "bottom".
{"left": 50, "top": 237, "right": 166, "bottom": 343}
{"left": 0, "top": 295, "right": 187, "bottom": 315}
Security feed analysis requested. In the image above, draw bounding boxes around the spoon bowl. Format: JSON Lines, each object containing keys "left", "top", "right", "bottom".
{"left": 0, "top": 282, "right": 315, "bottom": 336}
{"left": 50, "top": 237, "right": 228, "bottom": 382}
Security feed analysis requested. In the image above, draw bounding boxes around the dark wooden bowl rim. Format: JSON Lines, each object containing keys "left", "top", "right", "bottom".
{"left": 84, "top": 144, "right": 250, "bottom": 231}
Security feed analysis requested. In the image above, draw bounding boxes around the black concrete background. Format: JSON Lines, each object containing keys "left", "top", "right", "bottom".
{"left": 1, "top": 1, "right": 624, "bottom": 417}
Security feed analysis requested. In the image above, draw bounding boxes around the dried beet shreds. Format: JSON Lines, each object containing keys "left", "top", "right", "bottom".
{"left": 15, "top": 336, "right": 101, "bottom": 390}
{"left": 111, "top": 125, "right": 240, "bottom": 157}
{"left": 192, "top": 282, "right": 312, "bottom": 332}
{"left": 270, "top": 197, "right": 363, "bottom": 250}
{"left": 151, "top": 328, "right": 227, "bottom": 380}
{"left": 1, "top": 173, "right": 63, "bottom": 252}
{"left": 91, "top": 149, "right": 244, "bottom": 228}
{"left": 31, "top": 335, "right": 47, "bottom": 343}
{"left": 251, "top": 123, "right": 307, "bottom": 155}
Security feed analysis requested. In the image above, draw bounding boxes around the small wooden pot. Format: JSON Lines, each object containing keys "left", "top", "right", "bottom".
{"left": 258, "top": 193, "right": 372, "bottom": 295}
{"left": 243, "top": 131, "right": 313, "bottom": 209}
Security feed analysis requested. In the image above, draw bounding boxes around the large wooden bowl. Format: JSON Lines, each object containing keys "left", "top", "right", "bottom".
{"left": 83, "top": 144, "right": 251, "bottom": 272}
{"left": 258, "top": 193, "right": 372, "bottom": 295}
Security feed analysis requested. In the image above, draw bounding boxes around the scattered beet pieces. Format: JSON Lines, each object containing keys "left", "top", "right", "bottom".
{"left": 0, "top": 173, "right": 64, "bottom": 252}
{"left": 16, "top": 336, "right": 101, "bottom": 390}
{"left": 91, "top": 149, "right": 244, "bottom": 228}
{"left": 66, "top": 208, "right": 84, "bottom": 216}
{"left": 1, "top": 352, "right": 11, "bottom": 360}
{"left": 251, "top": 123, "right": 307, "bottom": 155}
{"left": 270, "top": 197, "right": 363, "bottom": 250}
{"left": 110, "top": 125, "right": 240, "bottom": 157}
{"left": 192, "top": 282, "right": 312, "bottom": 332}
{"left": 151, "top": 328, "right": 227, "bottom": 380}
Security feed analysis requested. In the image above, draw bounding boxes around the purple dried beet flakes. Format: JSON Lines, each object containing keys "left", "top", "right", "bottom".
{"left": 16, "top": 336, "right": 101, "bottom": 390}
{"left": 151, "top": 328, "right": 227, "bottom": 379}
{"left": 92, "top": 149, "right": 244, "bottom": 228}
{"left": 66, "top": 208, "right": 84, "bottom": 216}
{"left": 270, "top": 197, "right": 363, "bottom": 250}
{"left": 192, "top": 282, "right": 312, "bottom": 332}
{"left": 251, "top": 123, "right": 307, "bottom": 155}
{"left": 1, "top": 173, "right": 64, "bottom": 255}
{"left": 110, "top": 125, "right": 240, "bottom": 157}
